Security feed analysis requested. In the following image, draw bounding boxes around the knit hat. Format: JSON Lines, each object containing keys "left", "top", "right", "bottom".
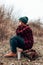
{"left": 19, "top": 16, "right": 28, "bottom": 24}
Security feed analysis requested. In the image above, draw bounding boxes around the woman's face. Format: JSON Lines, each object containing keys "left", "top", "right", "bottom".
{"left": 19, "top": 20, "right": 22, "bottom": 25}
{"left": 19, "top": 20, "right": 25, "bottom": 25}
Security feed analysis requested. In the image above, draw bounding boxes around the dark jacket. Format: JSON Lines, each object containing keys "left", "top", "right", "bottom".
{"left": 16, "top": 24, "right": 34, "bottom": 49}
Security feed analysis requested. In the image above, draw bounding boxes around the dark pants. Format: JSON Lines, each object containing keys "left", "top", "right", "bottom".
{"left": 10, "top": 36, "right": 25, "bottom": 53}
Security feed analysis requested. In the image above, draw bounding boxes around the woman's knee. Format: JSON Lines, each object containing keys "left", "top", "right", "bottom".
{"left": 10, "top": 36, "right": 17, "bottom": 41}
{"left": 11, "top": 36, "right": 18, "bottom": 40}
{"left": 10, "top": 36, "right": 18, "bottom": 45}
{"left": 10, "top": 37, "right": 15, "bottom": 45}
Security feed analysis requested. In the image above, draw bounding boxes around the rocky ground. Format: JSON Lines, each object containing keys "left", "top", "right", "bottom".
{"left": 0, "top": 36, "right": 43, "bottom": 65}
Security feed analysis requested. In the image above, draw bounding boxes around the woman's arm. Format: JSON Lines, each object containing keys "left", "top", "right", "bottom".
{"left": 16, "top": 26, "right": 29, "bottom": 34}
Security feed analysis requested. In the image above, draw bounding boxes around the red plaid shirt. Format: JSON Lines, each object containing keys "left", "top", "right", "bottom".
{"left": 16, "top": 24, "right": 34, "bottom": 49}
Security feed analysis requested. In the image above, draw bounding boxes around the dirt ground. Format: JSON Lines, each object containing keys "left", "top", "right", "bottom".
{"left": 0, "top": 36, "right": 43, "bottom": 65}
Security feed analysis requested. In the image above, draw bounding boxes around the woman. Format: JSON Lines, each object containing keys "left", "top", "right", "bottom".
{"left": 4, "top": 16, "right": 34, "bottom": 57}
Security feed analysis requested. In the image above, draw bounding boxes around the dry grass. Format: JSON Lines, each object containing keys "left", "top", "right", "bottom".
{"left": 29, "top": 22, "right": 43, "bottom": 37}
{"left": 0, "top": 6, "right": 43, "bottom": 65}
{"left": 0, "top": 6, "right": 17, "bottom": 42}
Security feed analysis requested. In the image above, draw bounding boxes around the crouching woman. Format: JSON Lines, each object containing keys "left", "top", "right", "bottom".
{"left": 4, "top": 16, "right": 34, "bottom": 57}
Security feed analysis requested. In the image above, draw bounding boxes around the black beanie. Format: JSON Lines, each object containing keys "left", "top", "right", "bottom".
{"left": 19, "top": 16, "right": 28, "bottom": 24}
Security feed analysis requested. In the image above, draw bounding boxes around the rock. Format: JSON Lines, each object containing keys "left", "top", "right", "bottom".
{"left": 10, "top": 63, "right": 15, "bottom": 65}
{"left": 0, "top": 61, "right": 3, "bottom": 65}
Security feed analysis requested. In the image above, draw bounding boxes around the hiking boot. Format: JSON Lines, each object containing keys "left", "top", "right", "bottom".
{"left": 4, "top": 52, "right": 17, "bottom": 57}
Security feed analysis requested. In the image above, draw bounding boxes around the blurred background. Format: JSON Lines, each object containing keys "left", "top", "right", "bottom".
{"left": 0, "top": 0, "right": 43, "bottom": 41}
{"left": 0, "top": 0, "right": 43, "bottom": 65}
{"left": 0, "top": 0, "right": 43, "bottom": 23}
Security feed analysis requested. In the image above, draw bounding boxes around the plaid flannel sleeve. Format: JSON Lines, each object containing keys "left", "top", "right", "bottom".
{"left": 16, "top": 26, "right": 29, "bottom": 35}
